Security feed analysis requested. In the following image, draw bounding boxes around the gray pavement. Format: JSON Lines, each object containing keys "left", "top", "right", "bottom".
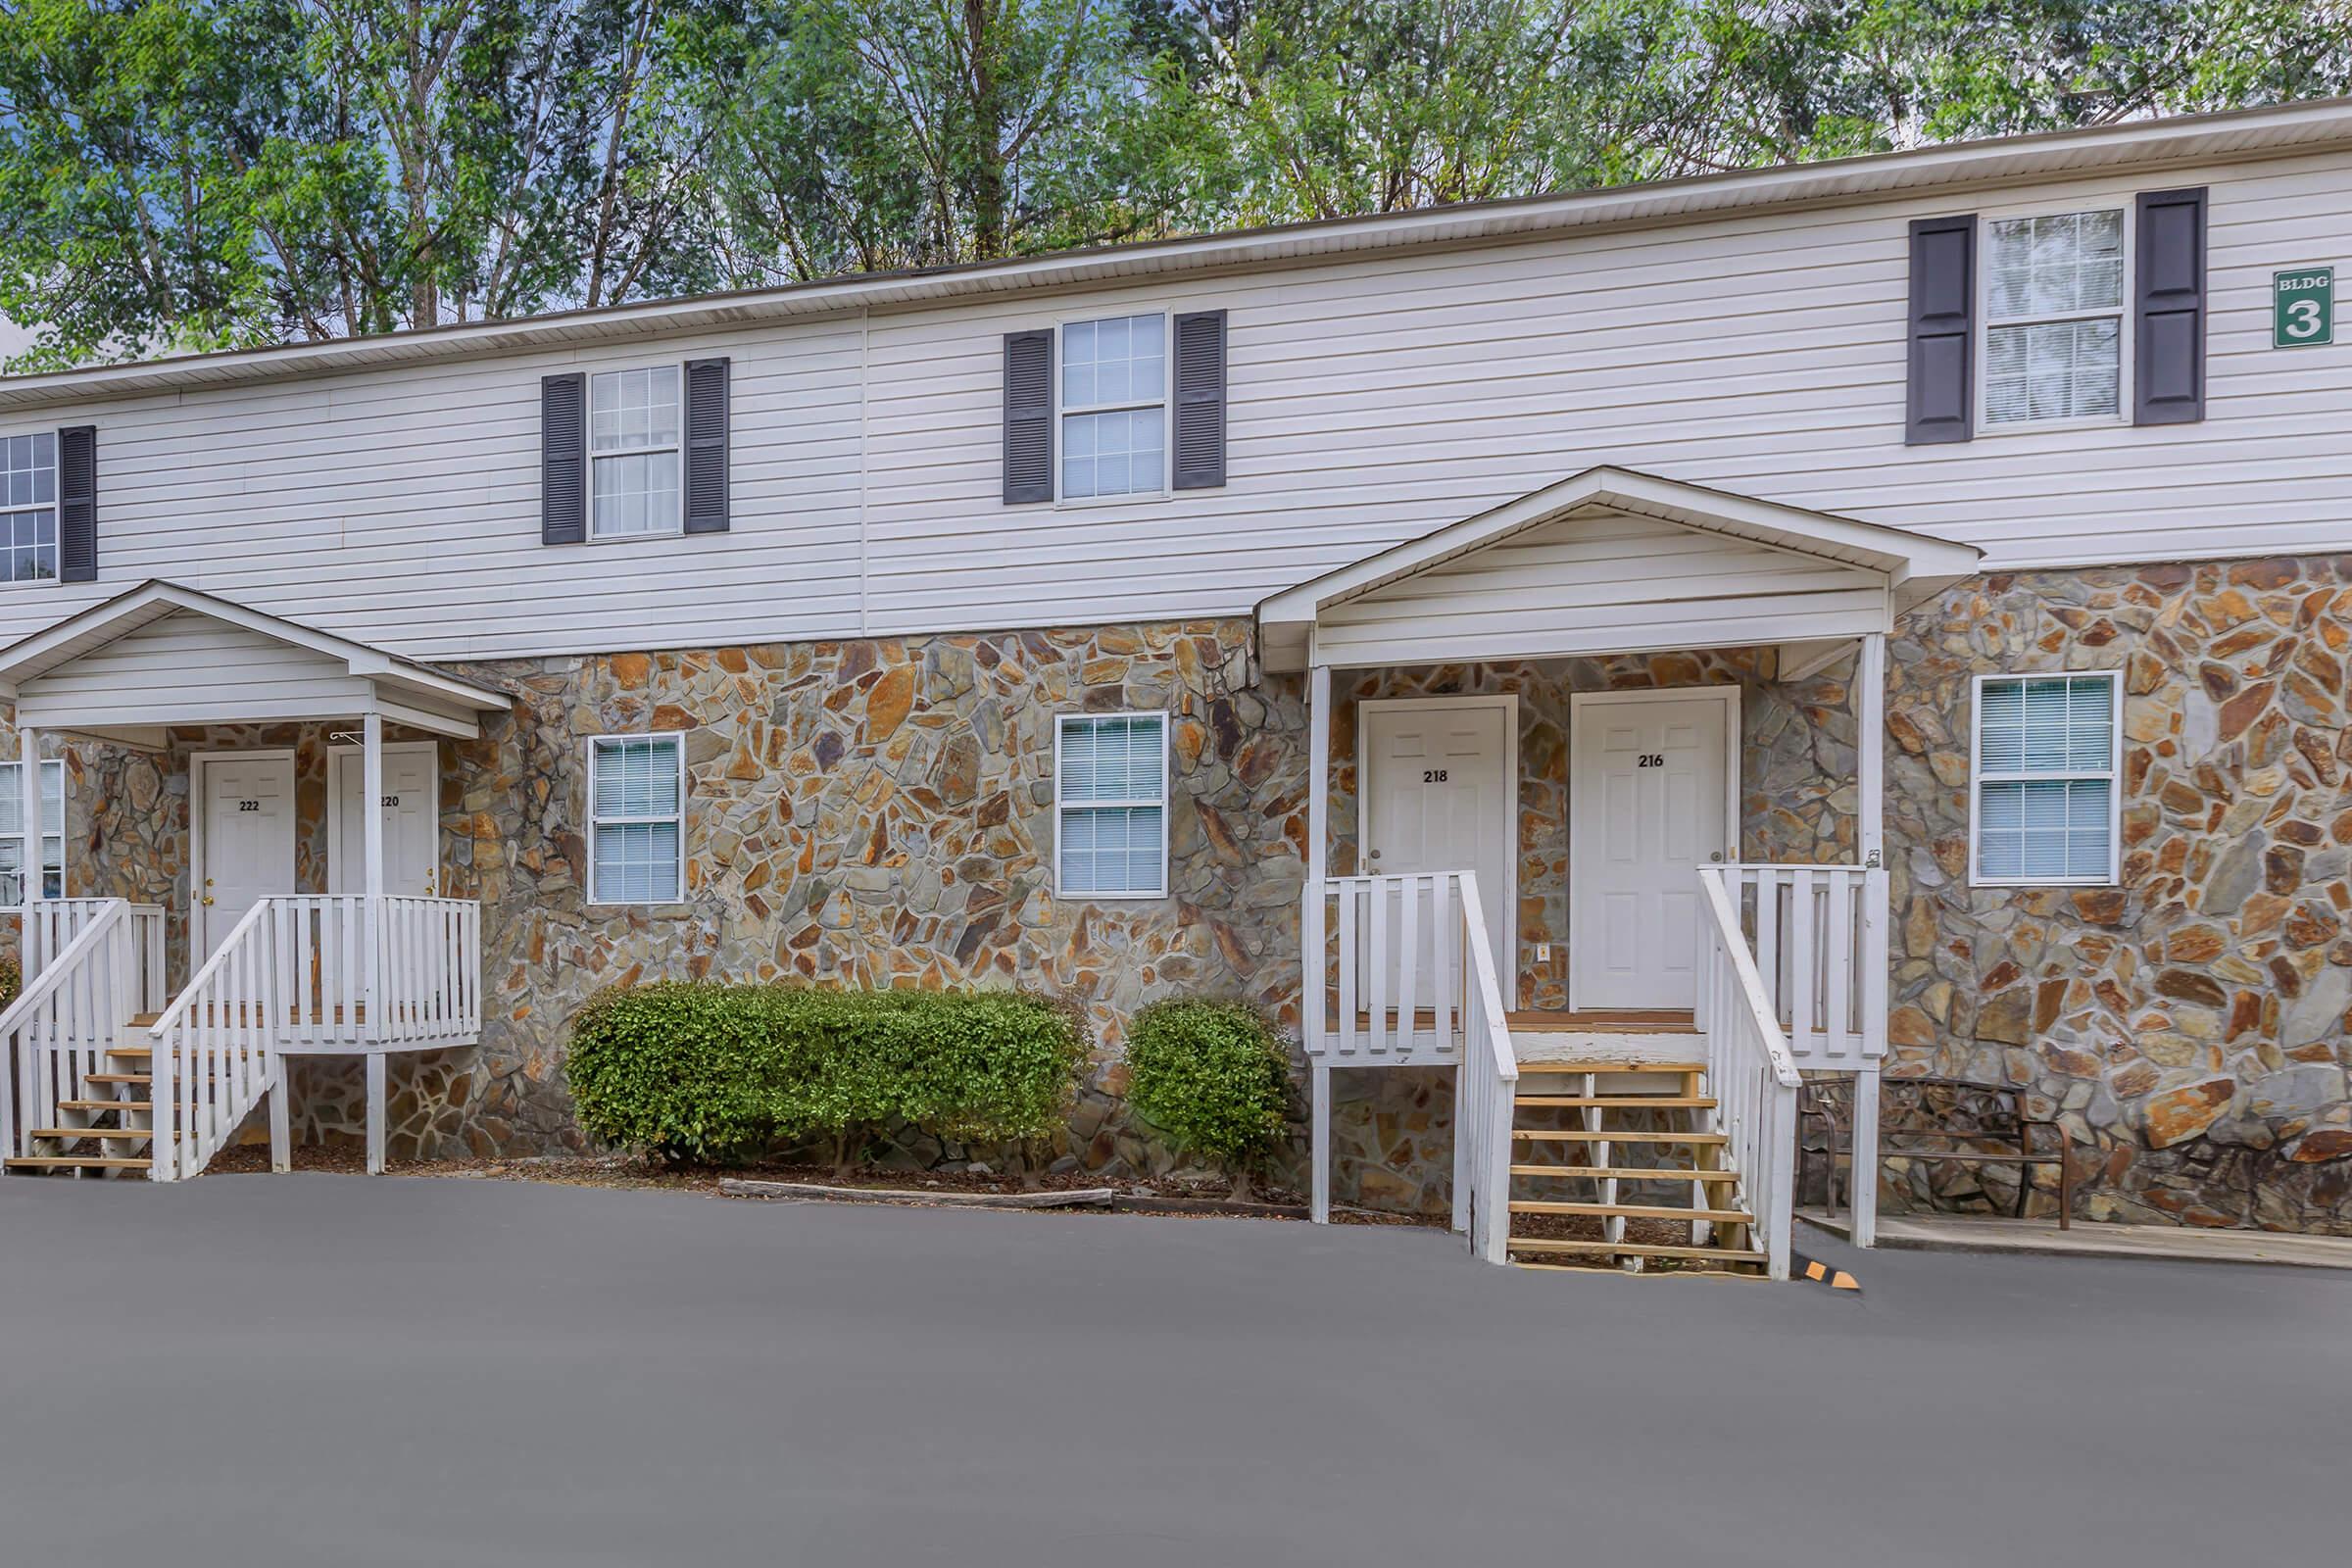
{"left": 2, "top": 1171, "right": 2344, "bottom": 1567}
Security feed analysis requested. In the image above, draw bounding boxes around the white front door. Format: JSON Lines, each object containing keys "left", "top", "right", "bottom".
{"left": 198, "top": 753, "right": 297, "bottom": 959}
{"left": 330, "top": 743, "right": 440, "bottom": 897}
{"left": 1569, "top": 690, "right": 1735, "bottom": 1010}
{"left": 1360, "top": 698, "right": 1516, "bottom": 981}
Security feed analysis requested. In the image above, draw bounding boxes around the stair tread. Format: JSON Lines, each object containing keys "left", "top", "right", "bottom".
{"left": 1508, "top": 1169, "right": 1739, "bottom": 1185}
{"left": 1515, "top": 1095, "right": 1716, "bottom": 1108}
{"left": 29, "top": 1127, "right": 155, "bottom": 1141}
{"left": 1512, "top": 1129, "right": 1727, "bottom": 1145}
{"left": 1511, "top": 1259, "right": 1767, "bottom": 1279}
{"left": 5, "top": 1155, "right": 153, "bottom": 1170}
{"left": 1507, "top": 1237, "right": 1766, "bottom": 1263}
{"left": 59, "top": 1100, "right": 153, "bottom": 1112}
{"left": 1505, "top": 1199, "right": 1753, "bottom": 1223}
{"left": 86, "top": 1074, "right": 153, "bottom": 1086}
{"left": 1516, "top": 1061, "right": 1704, "bottom": 1075}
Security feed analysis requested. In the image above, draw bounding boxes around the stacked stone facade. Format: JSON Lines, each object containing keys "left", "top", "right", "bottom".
{"left": 6, "top": 565, "right": 2348, "bottom": 1233}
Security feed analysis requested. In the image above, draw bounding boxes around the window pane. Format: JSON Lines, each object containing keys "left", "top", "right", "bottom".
{"left": 1979, "top": 778, "right": 2108, "bottom": 880}
{"left": 1059, "top": 806, "right": 1163, "bottom": 896}
{"left": 1985, "top": 319, "right": 2119, "bottom": 424}
{"left": 592, "top": 821, "right": 681, "bottom": 903}
{"left": 1061, "top": 313, "right": 1164, "bottom": 410}
{"left": 591, "top": 450, "right": 680, "bottom": 537}
{"left": 594, "top": 737, "right": 681, "bottom": 817}
{"left": 1059, "top": 408, "right": 1162, "bottom": 498}
{"left": 1982, "top": 675, "right": 2112, "bottom": 775}
{"left": 1061, "top": 715, "right": 1163, "bottom": 804}
{"left": 589, "top": 367, "right": 682, "bottom": 455}
{"left": 1987, "top": 210, "right": 2125, "bottom": 318}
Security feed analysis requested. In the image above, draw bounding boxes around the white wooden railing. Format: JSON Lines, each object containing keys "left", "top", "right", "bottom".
{"left": 149, "top": 898, "right": 285, "bottom": 1181}
{"left": 1310, "top": 870, "right": 1473, "bottom": 1062}
{"left": 0, "top": 900, "right": 155, "bottom": 1167}
{"left": 1696, "top": 867, "right": 1802, "bottom": 1281}
{"left": 1712, "top": 863, "right": 1886, "bottom": 1068}
{"left": 370, "top": 896, "right": 483, "bottom": 1043}
{"left": 1448, "top": 872, "right": 1520, "bottom": 1265}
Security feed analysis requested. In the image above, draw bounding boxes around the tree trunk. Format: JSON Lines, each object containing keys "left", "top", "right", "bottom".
{"left": 1227, "top": 1165, "right": 1254, "bottom": 1204}
{"left": 965, "top": 0, "right": 1007, "bottom": 260}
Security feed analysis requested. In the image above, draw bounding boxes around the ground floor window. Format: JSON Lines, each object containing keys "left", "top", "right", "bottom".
{"left": 0, "top": 758, "right": 65, "bottom": 903}
{"left": 588, "top": 735, "right": 684, "bottom": 904}
{"left": 1971, "top": 670, "right": 2120, "bottom": 884}
{"left": 1054, "top": 712, "right": 1168, "bottom": 898}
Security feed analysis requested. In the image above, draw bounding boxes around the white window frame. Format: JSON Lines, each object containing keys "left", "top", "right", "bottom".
{"left": 587, "top": 365, "right": 685, "bottom": 542}
{"left": 0, "top": 431, "right": 60, "bottom": 586}
{"left": 1974, "top": 203, "right": 2133, "bottom": 436}
{"left": 1967, "top": 669, "right": 2124, "bottom": 888}
{"left": 1053, "top": 710, "right": 1170, "bottom": 900}
{"left": 586, "top": 733, "right": 687, "bottom": 906}
{"left": 0, "top": 758, "right": 66, "bottom": 902}
{"left": 1053, "top": 310, "right": 1173, "bottom": 507}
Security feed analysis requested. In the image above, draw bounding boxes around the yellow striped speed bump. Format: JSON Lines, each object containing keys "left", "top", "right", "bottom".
{"left": 1793, "top": 1252, "right": 1861, "bottom": 1293}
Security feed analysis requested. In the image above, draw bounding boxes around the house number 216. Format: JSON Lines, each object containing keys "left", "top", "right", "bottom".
{"left": 1637, "top": 754, "right": 1664, "bottom": 767}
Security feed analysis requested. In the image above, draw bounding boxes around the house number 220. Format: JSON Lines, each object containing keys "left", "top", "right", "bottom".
{"left": 1636, "top": 754, "right": 1664, "bottom": 767}
{"left": 381, "top": 795, "right": 401, "bottom": 808}
{"left": 1422, "top": 768, "right": 1448, "bottom": 783}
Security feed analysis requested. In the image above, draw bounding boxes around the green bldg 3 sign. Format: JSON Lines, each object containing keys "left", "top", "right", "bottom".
{"left": 2274, "top": 268, "right": 2334, "bottom": 347}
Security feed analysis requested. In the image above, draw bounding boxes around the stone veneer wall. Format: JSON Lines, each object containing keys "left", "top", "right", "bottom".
{"left": 1886, "top": 558, "right": 2352, "bottom": 1233}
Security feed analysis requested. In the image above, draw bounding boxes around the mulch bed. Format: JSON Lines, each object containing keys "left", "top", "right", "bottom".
{"left": 199, "top": 1139, "right": 1436, "bottom": 1227}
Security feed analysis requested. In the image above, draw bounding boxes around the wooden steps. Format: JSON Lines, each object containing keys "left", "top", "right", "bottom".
{"left": 3, "top": 1155, "right": 153, "bottom": 1172}
{"left": 27, "top": 1127, "right": 157, "bottom": 1142}
{"left": 1512, "top": 1128, "right": 1726, "bottom": 1146}
{"left": 1501, "top": 1065, "right": 1766, "bottom": 1280}
{"left": 1509, "top": 1168, "right": 1738, "bottom": 1186}
{"left": 85, "top": 1073, "right": 152, "bottom": 1087}
{"left": 1508, "top": 1199, "right": 1753, "bottom": 1224}
{"left": 1507, "top": 1237, "right": 1767, "bottom": 1265}
{"left": 1516, "top": 1094, "right": 1716, "bottom": 1109}
{"left": 59, "top": 1100, "right": 152, "bottom": 1113}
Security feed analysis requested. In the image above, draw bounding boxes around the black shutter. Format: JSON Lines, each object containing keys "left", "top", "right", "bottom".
{"left": 1172, "top": 310, "right": 1228, "bottom": 490}
{"left": 1003, "top": 329, "right": 1054, "bottom": 504}
{"left": 541, "top": 372, "right": 587, "bottom": 545}
{"left": 2135, "top": 187, "right": 2208, "bottom": 425}
{"left": 1905, "top": 215, "right": 1975, "bottom": 445}
{"left": 684, "top": 357, "right": 731, "bottom": 534}
{"left": 56, "top": 425, "right": 96, "bottom": 582}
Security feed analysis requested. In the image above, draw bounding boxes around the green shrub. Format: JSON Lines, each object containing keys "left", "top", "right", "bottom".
{"left": 1122, "top": 1000, "right": 1296, "bottom": 1200}
{"left": 0, "top": 955, "right": 18, "bottom": 1012}
{"left": 565, "top": 982, "right": 1089, "bottom": 1171}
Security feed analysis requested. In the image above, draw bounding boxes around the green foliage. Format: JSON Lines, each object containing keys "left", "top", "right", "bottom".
{"left": 0, "top": 955, "right": 19, "bottom": 1013}
{"left": 565, "top": 982, "right": 1090, "bottom": 1165}
{"left": 1122, "top": 1000, "right": 1294, "bottom": 1188}
{"left": 6, "top": 1, "right": 2348, "bottom": 366}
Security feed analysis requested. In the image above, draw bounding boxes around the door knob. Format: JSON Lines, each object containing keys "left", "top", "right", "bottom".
{"left": 201, "top": 895, "right": 215, "bottom": 906}
{"left": 1709, "top": 852, "right": 1725, "bottom": 862}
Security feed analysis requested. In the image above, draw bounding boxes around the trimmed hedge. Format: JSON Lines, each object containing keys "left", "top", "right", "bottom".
{"left": 0, "top": 955, "right": 17, "bottom": 1012}
{"left": 565, "top": 982, "right": 1090, "bottom": 1168}
{"left": 1122, "top": 1000, "right": 1295, "bottom": 1200}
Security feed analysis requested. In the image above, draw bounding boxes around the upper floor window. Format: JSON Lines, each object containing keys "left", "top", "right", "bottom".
{"left": 0, "top": 759, "right": 65, "bottom": 903}
{"left": 1970, "top": 672, "right": 2120, "bottom": 886}
{"left": 1054, "top": 712, "right": 1168, "bottom": 899}
{"left": 2, "top": 433, "right": 58, "bottom": 583}
{"left": 1983, "top": 209, "right": 2126, "bottom": 428}
{"left": 589, "top": 368, "right": 682, "bottom": 539}
{"left": 1060, "top": 314, "right": 1166, "bottom": 500}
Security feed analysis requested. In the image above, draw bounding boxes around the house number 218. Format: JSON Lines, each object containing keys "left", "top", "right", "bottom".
{"left": 1422, "top": 768, "right": 1448, "bottom": 783}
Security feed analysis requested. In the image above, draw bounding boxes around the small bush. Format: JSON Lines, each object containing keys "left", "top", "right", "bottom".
{"left": 565, "top": 982, "right": 1089, "bottom": 1171}
{"left": 1123, "top": 1000, "right": 1295, "bottom": 1200}
{"left": 0, "top": 955, "right": 18, "bottom": 1012}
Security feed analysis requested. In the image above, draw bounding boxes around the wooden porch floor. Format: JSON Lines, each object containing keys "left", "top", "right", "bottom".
{"left": 1326, "top": 1006, "right": 1696, "bottom": 1034}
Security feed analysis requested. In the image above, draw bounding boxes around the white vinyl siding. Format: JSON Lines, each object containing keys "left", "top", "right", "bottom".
{"left": 12, "top": 611, "right": 373, "bottom": 730}
{"left": 589, "top": 367, "right": 683, "bottom": 539}
{"left": 1970, "top": 671, "right": 2121, "bottom": 885}
{"left": 2, "top": 432, "right": 57, "bottom": 584}
{"left": 2, "top": 147, "right": 2352, "bottom": 660}
{"left": 1058, "top": 314, "right": 1165, "bottom": 500}
{"left": 1982, "top": 208, "right": 2127, "bottom": 428}
{"left": 0, "top": 759, "right": 65, "bottom": 903}
{"left": 1054, "top": 713, "right": 1168, "bottom": 899}
{"left": 588, "top": 734, "right": 684, "bottom": 904}
{"left": 1316, "top": 509, "right": 1886, "bottom": 665}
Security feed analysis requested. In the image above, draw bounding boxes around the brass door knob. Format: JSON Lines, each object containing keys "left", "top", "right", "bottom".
{"left": 201, "top": 895, "right": 215, "bottom": 906}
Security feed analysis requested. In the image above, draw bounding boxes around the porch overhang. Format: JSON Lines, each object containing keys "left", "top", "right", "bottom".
{"left": 0, "top": 581, "right": 512, "bottom": 745}
{"left": 1255, "top": 466, "right": 1982, "bottom": 672}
